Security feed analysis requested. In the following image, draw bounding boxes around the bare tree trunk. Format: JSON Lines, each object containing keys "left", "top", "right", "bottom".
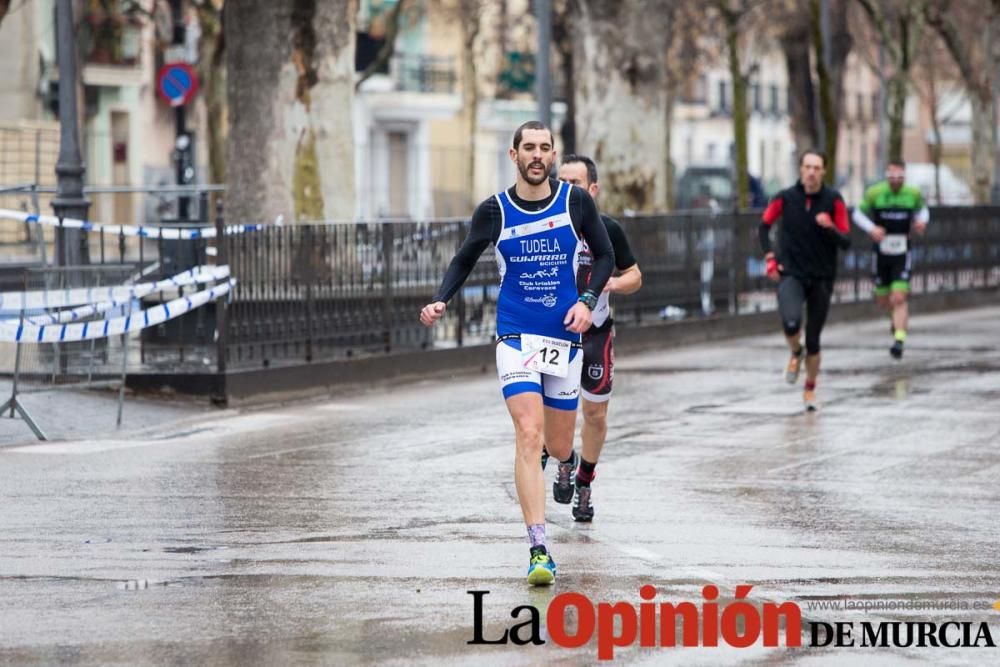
{"left": 725, "top": 13, "right": 749, "bottom": 208}
{"left": 923, "top": 55, "right": 944, "bottom": 204}
{"left": 303, "top": 1, "right": 358, "bottom": 222}
{"left": 827, "top": 0, "right": 854, "bottom": 123}
{"left": 968, "top": 92, "right": 996, "bottom": 202}
{"left": 573, "top": 0, "right": 669, "bottom": 213}
{"left": 195, "top": 2, "right": 226, "bottom": 186}
{"left": 460, "top": 7, "right": 480, "bottom": 210}
{"left": 855, "top": 0, "right": 924, "bottom": 165}
{"left": 926, "top": 0, "right": 997, "bottom": 202}
{"left": 782, "top": 25, "right": 819, "bottom": 153}
{"left": 810, "top": 0, "right": 834, "bottom": 181}
{"left": 225, "top": 0, "right": 357, "bottom": 224}
{"left": 886, "top": 72, "right": 906, "bottom": 162}
{"left": 811, "top": 0, "right": 852, "bottom": 184}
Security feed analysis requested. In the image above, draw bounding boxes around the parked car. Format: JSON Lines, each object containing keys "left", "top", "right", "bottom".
{"left": 675, "top": 166, "right": 768, "bottom": 210}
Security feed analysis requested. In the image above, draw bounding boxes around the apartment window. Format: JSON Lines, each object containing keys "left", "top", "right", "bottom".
{"left": 856, "top": 93, "right": 865, "bottom": 121}
{"left": 718, "top": 81, "right": 730, "bottom": 113}
{"left": 872, "top": 93, "right": 880, "bottom": 120}
{"left": 752, "top": 83, "right": 761, "bottom": 113}
{"left": 770, "top": 84, "right": 779, "bottom": 114}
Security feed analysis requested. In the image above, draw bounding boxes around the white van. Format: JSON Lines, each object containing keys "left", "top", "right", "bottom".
{"left": 900, "top": 163, "right": 974, "bottom": 205}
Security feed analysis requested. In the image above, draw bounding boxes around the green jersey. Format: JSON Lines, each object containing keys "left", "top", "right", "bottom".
{"left": 859, "top": 181, "right": 926, "bottom": 235}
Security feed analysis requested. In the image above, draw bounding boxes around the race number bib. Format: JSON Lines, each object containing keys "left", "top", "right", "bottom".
{"left": 520, "top": 334, "right": 571, "bottom": 378}
{"left": 879, "top": 234, "right": 908, "bottom": 255}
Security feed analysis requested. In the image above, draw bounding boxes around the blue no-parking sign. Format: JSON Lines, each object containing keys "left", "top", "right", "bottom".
{"left": 157, "top": 63, "right": 199, "bottom": 108}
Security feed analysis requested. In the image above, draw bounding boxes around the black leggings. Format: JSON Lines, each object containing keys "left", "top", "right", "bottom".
{"left": 778, "top": 276, "right": 833, "bottom": 355}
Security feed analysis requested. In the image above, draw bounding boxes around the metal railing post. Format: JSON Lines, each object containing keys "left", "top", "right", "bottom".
{"left": 213, "top": 199, "right": 228, "bottom": 404}
{"left": 382, "top": 223, "right": 394, "bottom": 352}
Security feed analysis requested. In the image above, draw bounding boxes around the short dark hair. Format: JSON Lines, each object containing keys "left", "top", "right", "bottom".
{"left": 888, "top": 159, "right": 906, "bottom": 169}
{"left": 561, "top": 154, "right": 598, "bottom": 185}
{"left": 512, "top": 120, "right": 553, "bottom": 150}
{"left": 799, "top": 149, "right": 827, "bottom": 167}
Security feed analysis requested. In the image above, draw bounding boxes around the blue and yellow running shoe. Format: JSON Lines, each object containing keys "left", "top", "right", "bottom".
{"left": 527, "top": 548, "right": 556, "bottom": 586}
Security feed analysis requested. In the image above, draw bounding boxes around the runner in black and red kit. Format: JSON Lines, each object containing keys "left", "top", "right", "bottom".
{"left": 555, "top": 154, "right": 642, "bottom": 523}
{"left": 759, "top": 150, "right": 851, "bottom": 411}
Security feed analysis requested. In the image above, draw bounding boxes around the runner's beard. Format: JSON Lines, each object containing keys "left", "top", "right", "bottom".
{"left": 518, "top": 158, "right": 550, "bottom": 186}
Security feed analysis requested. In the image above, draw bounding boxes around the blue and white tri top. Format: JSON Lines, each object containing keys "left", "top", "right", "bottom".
{"left": 494, "top": 180, "right": 582, "bottom": 341}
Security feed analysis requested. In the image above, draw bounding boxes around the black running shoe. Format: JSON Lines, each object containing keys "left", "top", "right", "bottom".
{"left": 890, "top": 340, "right": 904, "bottom": 359}
{"left": 572, "top": 483, "right": 594, "bottom": 522}
{"left": 553, "top": 451, "right": 577, "bottom": 504}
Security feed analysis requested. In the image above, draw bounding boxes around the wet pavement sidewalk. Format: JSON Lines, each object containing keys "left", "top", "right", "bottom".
{"left": 0, "top": 306, "right": 998, "bottom": 666}
{"left": 0, "top": 381, "right": 217, "bottom": 447}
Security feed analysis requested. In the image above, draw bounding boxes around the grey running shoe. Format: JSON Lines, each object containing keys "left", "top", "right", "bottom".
{"left": 572, "top": 483, "right": 594, "bottom": 522}
{"left": 785, "top": 347, "right": 805, "bottom": 384}
{"left": 553, "top": 451, "right": 577, "bottom": 504}
{"left": 803, "top": 388, "right": 819, "bottom": 412}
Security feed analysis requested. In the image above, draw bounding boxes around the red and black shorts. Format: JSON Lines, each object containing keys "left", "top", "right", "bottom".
{"left": 581, "top": 319, "right": 614, "bottom": 403}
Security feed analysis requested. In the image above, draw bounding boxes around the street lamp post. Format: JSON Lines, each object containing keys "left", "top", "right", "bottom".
{"left": 535, "top": 0, "right": 552, "bottom": 128}
{"left": 52, "top": 0, "right": 90, "bottom": 266}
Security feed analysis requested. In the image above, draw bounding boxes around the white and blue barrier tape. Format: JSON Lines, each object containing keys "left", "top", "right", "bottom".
{"left": 0, "top": 209, "right": 262, "bottom": 240}
{"left": 0, "top": 279, "right": 235, "bottom": 343}
{"left": 14, "top": 295, "right": 136, "bottom": 326}
{"left": 0, "top": 265, "right": 230, "bottom": 310}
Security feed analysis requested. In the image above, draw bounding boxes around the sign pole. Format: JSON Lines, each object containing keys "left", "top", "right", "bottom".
{"left": 169, "top": 0, "right": 193, "bottom": 222}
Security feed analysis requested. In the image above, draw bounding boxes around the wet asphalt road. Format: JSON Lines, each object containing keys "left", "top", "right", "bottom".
{"left": 1, "top": 306, "right": 998, "bottom": 666}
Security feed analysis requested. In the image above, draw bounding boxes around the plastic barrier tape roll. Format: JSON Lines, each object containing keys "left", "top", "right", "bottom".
{"left": 0, "top": 209, "right": 260, "bottom": 240}
{"left": 0, "top": 279, "right": 236, "bottom": 343}
{"left": 0, "top": 265, "right": 230, "bottom": 310}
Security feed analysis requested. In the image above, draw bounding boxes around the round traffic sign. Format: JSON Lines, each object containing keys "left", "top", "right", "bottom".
{"left": 157, "top": 63, "right": 199, "bottom": 108}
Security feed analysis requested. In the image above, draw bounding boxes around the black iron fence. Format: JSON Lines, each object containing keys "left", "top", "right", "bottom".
{"left": 1, "top": 202, "right": 996, "bottom": 376}
{"left": 217, "top": 207, "right": 1000, "bottom": 370}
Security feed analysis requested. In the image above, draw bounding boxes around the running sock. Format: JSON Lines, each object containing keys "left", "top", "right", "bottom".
{"left": 576, "top": 457, "right": 597, "bottom": 487}
{"left": 804, "top": 379, "right": 817, "bottom": 391}
{"left": 894, "top": 329, "right": 907, "bottom": 343}
{"left": 527, "top": 524, "right": 547, "bottom": 550}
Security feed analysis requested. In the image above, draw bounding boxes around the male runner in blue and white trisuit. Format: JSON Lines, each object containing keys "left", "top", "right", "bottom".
{"left": 420, "top": 121, "right": 614, "bottom": 585}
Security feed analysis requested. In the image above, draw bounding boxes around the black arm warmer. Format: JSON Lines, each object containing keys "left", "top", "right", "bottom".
{"left": 759, "top": 223, "right": 773, "bottom": 255}
{"left": 603, "top": 215, "right": 638, "bottom": 269}
{"left": 432, "top": 199, "right": 497, "bottom": 303}
{"left": 575, "top": 189, "right": 614, "bottom": 296}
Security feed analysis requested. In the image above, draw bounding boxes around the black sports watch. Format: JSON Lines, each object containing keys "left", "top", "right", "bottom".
{"left": 578, "top": 290, "right": 598, "bottom": 310}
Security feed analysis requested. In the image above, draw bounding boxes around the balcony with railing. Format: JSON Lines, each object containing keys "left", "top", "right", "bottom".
{"left": 390, "top": 56, "right": 457, "bottom": 95}
{"left": 356, "top": 50, "right": 460, "bottom": 120}
{"left": 79, "top": 2, "right": 144, "bottom": 87}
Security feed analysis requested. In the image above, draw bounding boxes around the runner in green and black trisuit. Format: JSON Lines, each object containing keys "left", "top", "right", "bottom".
{"left": 852, "top": 161, "right": 929, "bottom": 360}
